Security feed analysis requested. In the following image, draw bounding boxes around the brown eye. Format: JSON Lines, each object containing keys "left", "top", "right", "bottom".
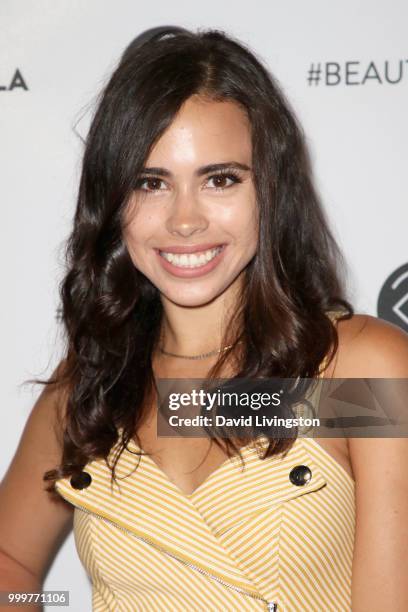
{"left": 207, "top": 172, "right": 242, "bottom": 191}
{"left": 135, "top": 177, "right": 166, "bottom": 192}
{"left": 213, "top": 175, "right": 229, "bottom": 188}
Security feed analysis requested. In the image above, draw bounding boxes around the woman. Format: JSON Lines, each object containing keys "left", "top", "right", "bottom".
{"left": 1, "top": 26, "right": 407, "bottom": 612}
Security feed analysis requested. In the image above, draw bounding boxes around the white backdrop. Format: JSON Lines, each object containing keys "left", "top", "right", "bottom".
{"left": 1, "top": 1, "right": 407, "bottom": 610}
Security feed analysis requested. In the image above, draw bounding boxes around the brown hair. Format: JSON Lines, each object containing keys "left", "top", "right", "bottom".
{"left": 30, "top": 27, "right": 353, "bottom": 491}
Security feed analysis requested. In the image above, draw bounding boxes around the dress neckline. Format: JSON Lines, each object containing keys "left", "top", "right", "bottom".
{"left": 125, "top": 435, "right": 268, "bottom": 498}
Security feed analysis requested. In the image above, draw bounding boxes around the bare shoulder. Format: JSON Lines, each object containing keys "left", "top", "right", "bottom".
{"left": 327, "top": 313, "right": 408, "bottom": 480}
{"left": 335, "top": 315, "right": 408, "bottom": 609}
{"left": 328, "top": 313, "right": 408, "bottom": 378}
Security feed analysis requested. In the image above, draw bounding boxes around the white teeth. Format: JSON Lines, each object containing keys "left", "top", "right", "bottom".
{"left": 159, "top": 246, "right": 223, "bottom": 268}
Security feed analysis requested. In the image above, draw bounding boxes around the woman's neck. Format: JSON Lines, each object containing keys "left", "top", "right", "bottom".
{"left": 158, "top": 291, "right": 240, "bottom": 356}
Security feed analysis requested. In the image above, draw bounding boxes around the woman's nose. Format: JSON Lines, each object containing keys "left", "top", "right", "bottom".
{"left": 165, "top": 189, "right": 208, "bottom": 238}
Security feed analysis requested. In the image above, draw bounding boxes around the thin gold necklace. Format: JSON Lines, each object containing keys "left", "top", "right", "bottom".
{"left": 159, "top": 342, "right": 240, "bottom": 360}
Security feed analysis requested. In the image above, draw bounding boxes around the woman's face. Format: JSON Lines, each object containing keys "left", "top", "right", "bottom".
{"left": 123, "top": 95, "right": 258, "bottom": 308}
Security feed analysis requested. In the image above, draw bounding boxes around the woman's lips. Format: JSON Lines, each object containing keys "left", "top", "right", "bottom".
{"left": 154, "top": 245, "right": 227, "bottom": 278}
{"left": 155, "top": 242, "right": 224, "bottom": 254}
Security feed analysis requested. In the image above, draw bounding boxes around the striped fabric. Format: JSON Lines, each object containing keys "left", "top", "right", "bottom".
{"left": 55, "top": 311, "right": 355, "bottom": 611}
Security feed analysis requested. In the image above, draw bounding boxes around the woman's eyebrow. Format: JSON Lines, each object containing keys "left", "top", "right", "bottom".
{"left": 140, "top": 161, "right": 251, "bottom": 177}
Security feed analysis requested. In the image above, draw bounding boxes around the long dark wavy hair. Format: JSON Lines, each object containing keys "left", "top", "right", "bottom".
{"left": 37, "top": 26, "right": 353, "bottom": 493}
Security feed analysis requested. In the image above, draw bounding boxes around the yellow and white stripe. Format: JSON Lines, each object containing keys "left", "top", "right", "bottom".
{"left": 56, "top": 433, "right": 355, "bottom": 611}
{"left": 55, "top": 310, "right": 355, "bottom": 611}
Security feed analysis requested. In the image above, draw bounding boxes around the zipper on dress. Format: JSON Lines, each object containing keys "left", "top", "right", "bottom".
{"left": 59, "top": 491, "right": 278, "bottom": 610}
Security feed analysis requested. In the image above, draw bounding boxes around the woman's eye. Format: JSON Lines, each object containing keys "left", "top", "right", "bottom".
{"left": 135, "top": 177, "right": 166, "bottom": 192}
{"left": 134, "top": 171, "right": 242, "bottom": 193}
{"left": 207, "top": 173, "right": 241, "bottom": 190}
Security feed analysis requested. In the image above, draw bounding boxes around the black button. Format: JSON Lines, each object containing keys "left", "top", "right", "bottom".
{"left": 70, "top": 471, "right": 92, "bottom": 490}
{"left": 289, "top": 465, "right": 312, "bottom": 486}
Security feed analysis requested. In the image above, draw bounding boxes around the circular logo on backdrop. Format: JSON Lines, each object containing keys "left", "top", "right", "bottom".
{"left": 377, "top": 263, "right": 408, "bottom": 333}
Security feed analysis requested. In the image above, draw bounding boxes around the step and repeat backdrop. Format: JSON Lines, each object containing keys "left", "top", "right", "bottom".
{"left": 1, "top": 1, "right": 407, "bottom": 610}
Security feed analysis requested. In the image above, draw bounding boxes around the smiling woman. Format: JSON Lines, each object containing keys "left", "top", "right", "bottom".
{"left": 1, "top": 25, "right": 408, "bottom": 612}
{"left": 122, "top": 96, "right": 258, "bottom": 304}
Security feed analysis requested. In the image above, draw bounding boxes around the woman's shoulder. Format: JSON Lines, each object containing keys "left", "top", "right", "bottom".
{"left": 327, "top": 311, "right": 408, "bottom": 378}
{"left": 333, "top": 314, "right": 408, "bottom": 607}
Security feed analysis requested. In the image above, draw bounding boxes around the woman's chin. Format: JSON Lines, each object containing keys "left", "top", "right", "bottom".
{"left": 159, "top": 287, "right": 222, "bottom": 308}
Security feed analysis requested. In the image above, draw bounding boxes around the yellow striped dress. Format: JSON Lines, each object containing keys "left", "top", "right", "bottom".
{"left": 55, "top": 315, "right": 356, "bottom": 611}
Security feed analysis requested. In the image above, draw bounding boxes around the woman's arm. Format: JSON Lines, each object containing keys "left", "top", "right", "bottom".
{"left": 0, "top": 362, "right": 74, "bottom": 611}
{"left": 336, "top": 316, "right": 408, "bottom": 611}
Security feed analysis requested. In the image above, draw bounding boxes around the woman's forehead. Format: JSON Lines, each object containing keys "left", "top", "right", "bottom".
{"left": 145, "top": 96, "right": 252, "bottom": 167}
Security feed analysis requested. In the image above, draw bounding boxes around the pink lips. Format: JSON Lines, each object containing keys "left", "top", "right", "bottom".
{"left": 155, "top": 244, "right": 227, "bottom": 278}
